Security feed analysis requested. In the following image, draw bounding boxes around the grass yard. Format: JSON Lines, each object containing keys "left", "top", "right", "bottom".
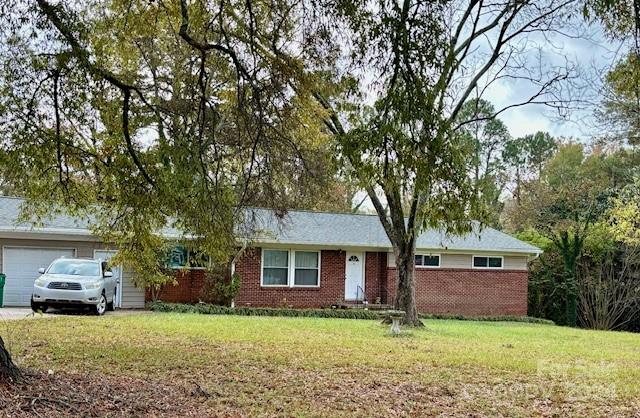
{"left": 2, "top": 313, "right": 640, "bottom": 417}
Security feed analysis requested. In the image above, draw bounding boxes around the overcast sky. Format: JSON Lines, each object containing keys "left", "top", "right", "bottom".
{"left": 484, "top": 24, "right": 625, "bottom": 142}
{"left": 354, "top": 21, "right": 627, "bottom": 211}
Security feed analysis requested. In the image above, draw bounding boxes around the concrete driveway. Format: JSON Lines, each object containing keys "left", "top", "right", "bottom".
{"left": 0, "top": 307, "right": 51, "bottom": 321}
{"left": 0, "top": 307, "right": 147, "bottom": 321}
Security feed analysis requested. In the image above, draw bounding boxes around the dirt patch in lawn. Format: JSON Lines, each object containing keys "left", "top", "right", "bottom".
{"left": 1, "top": 365, "right": 638, "bottom": 417}
{"left": 0, "top": 367, "right": 457, "bottom": 417}
{"left": 188, "top": 362, "right": 640, "bottom": 417}
{"left": 0, "top": 370, "right": 217, "bottom": 418}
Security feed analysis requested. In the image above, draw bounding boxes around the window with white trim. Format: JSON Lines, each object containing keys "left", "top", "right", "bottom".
{"left": 473, "top": 256, "right": 503, "bottom": 269}
{"left": 262, "top": 249, "right": 289, "bottom": 285}
{"left": 294, "top": 251, "right": 319, "bottom": 286}
{"left": 415, "top": 254, "right": 440, "bottom": 268}
{"left": 261, "top": 249, "right": 321, "bottom": 287}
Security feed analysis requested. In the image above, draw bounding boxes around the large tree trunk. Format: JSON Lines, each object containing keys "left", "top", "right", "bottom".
{"left": 0, "top": 336, "right": 21, "bottom": 383}
{"left": 365, "top": 185, "right": 423, "bottom": 327}
{"left": 394, "top": 247, "right": 423, "bottom": 327}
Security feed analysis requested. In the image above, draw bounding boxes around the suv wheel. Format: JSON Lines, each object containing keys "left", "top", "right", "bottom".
{"left": 93, "top": 293, "right": 107, "bottom": 316}
{"left": 30, "top": 298, "right": 47, "bottom": 313}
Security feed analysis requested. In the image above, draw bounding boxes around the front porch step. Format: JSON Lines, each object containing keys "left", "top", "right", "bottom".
{"left": 338, "top": 303, "right": 393, "bottom": 311}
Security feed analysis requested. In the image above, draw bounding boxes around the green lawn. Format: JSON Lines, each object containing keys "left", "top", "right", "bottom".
{"left": 3, "top": 313, "right": 640, "bottom": 416}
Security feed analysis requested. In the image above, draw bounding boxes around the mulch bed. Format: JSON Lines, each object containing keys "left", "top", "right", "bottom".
{"left": 0, "top": 370, "right": 222, "bottom": 417}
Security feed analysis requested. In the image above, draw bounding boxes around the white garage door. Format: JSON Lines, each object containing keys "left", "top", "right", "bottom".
{"left": 2, "top": 247, "right": 76, "bottom": 306}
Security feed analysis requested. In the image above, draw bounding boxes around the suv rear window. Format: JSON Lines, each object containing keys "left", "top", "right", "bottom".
{"left": 48, "top": 260, "right": 100, "bottom": 276}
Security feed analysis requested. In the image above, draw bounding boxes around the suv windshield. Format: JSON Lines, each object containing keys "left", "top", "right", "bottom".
{"left": 47, "top": 259, "right": 101, "bottom": 276}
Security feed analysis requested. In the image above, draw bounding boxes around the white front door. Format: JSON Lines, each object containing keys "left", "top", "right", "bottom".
{"left": 2, "top": 247, "right": 76, "bottom": 306}
{"left": 344, "top": 252, "right": 364, "bottom": 300}
{"left": 94, "top": 250, "right": 121, "bottom": 308}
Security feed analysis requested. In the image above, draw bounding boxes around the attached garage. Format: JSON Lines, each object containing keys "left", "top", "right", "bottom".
{"left": 2, "top": 247, "right": 76, "bottom": 306}
{"left": 0, "top": 197, "right": 144, "bottom": 309}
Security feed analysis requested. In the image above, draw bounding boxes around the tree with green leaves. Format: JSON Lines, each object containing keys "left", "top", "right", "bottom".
{"left": 457, "top": 99, "right": 511, "bottom": 227}
{"left": 597, "top": 53, "right": 640, "bottom": 146}
{"left": 502, "top": 137, "right": 528, "bottom": 205}
{"left": 507, "top": 143, "right": 628, "bottom": 325}
{"left": 583, "top": 0, "right": 640, "bottom": 146}
{"left": 0, "top": 0, "right": 339, "bottom": 289}
{"left": 524, "top": 132, "right": 557, "bottom": 178}
{"left": 457, "top": 99, "right": 510, "bottom": 187}
{"left": 608, "top": 176, "right": 640, "bottom": 246}
{"left": 313, "top": 0, "right": 579, "bottom": 325}
{"left": 502, "top": 131, "right": 556, "bottom": 205}
{"left": 0, "top": 1, "right": 582, "bottom": 331}
{"left": 583, "top": 0, "right": 639, "bottom": 40}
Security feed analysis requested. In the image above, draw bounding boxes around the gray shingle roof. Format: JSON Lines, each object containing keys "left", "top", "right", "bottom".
{"left": 0, "top": 196, "right": 91, "bottom": 232}
{"left": 248, "top": 208, "right": 541, "bottom": 254}
{"left": 0, "top": 196, "right": 541, "bottom": 254}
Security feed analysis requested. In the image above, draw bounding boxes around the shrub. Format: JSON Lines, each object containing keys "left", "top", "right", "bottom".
{"left": 527, "top": 247, "right": 569, "bottom": 325}
{"left": 147, "top": 301, "right": 382, "bottom": 320}
{"left": 147, "top": 302, "right": 554, "bottom": 324}
{"left": 200, "top": 263, "right": 241, "bottom": 306}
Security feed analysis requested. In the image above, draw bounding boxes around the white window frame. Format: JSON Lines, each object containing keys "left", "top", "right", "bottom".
{"left": 472, "top": 255, "right": 504, "bottom": 269}
{"left": 261, "top": 249, "right": 291, "bottom": 287}
{"left": 415, "top": 253, "right": 441, "bottom": 269}
{"left": 260, "top": 249, "right": 321, "bottom": 288}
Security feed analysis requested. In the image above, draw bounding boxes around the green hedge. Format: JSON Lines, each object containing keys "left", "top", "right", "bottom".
{"left": 147, "top": 301, "right": 554, "bottom": 324}
{"left": 147, "top": 301, "right": 382, "bottom": 320}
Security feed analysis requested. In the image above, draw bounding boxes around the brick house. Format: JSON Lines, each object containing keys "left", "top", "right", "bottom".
{"left": 0, "top": 197, "right": 541, "bottom": 315}
{"left": 230, "top": 210, "right": 540, "bottom": 316}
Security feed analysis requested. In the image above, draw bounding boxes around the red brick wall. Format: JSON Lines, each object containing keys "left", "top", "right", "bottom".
{"left": 233, "top": 248, "right": 347, "bottom": 308}
{"left": 364, "top": 252, "right": 387, "bottom": 303}
{"left": 386, "top": 267, "right": 528, "bottom": 316}
{"left": 232, "top": 249, "right": 388, "bottom": 307}
{"left": 147, "top": 248, "right": 528, "bottom": 317}
{"left": 149, "top": 270, "right": 207, "bottom": 303}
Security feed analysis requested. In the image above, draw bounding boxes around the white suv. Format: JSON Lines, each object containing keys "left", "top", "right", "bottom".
{"left": 31, "top": 257, "right": 117, "bottom": 315}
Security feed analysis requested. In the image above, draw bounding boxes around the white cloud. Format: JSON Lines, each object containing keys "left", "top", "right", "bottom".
{"left": 499, "top": 106, "right": 552, "bottom": 138}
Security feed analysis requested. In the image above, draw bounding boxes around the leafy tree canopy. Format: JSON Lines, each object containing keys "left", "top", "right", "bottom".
{"left": 0, "top": 0, "right": 340, "bottom": 286}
